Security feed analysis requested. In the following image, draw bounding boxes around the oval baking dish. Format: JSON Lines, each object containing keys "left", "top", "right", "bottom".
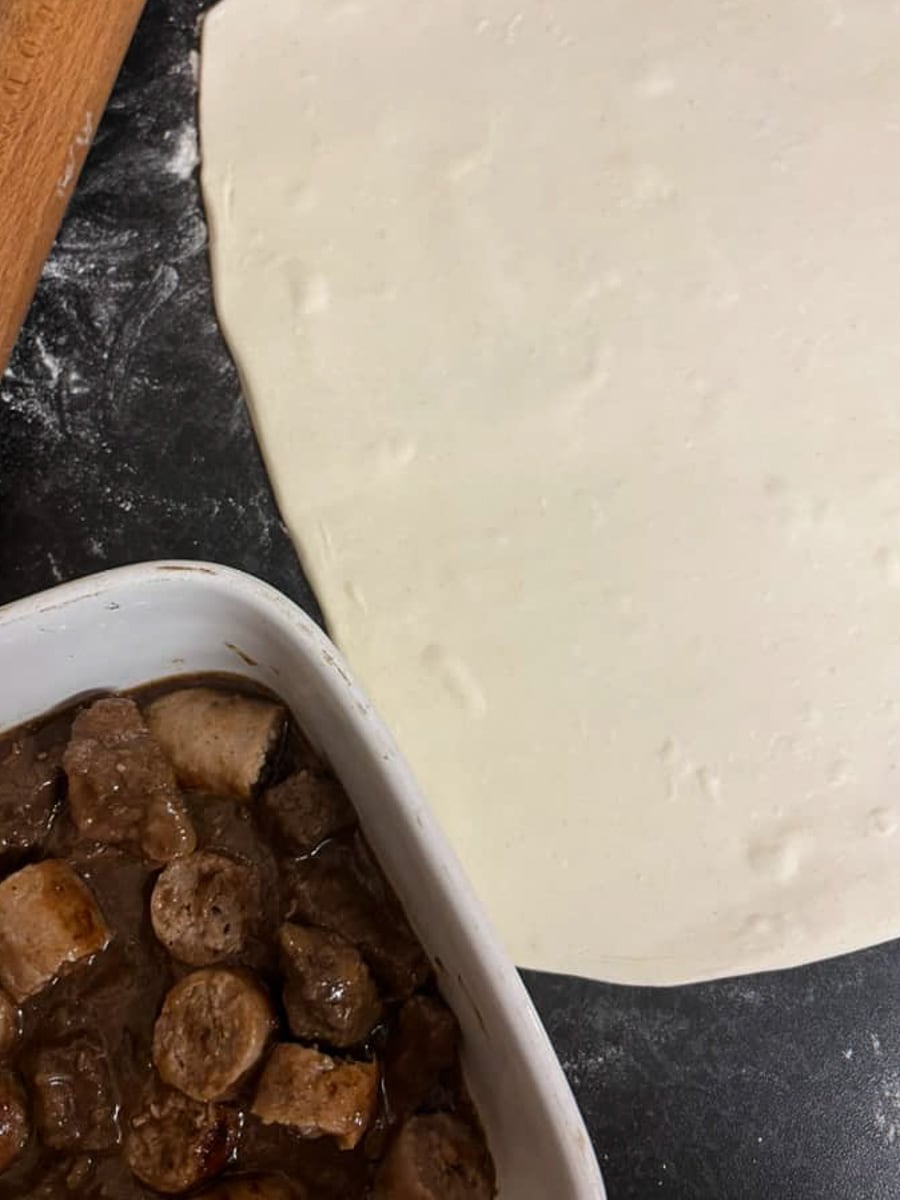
{"left": 0, "top": 560, "right": 605, "bottom": 1199}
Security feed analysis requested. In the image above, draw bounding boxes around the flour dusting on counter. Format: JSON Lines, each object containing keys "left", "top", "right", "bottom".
{"left": 0, "top": 0, "right": 317, "bottom": 617}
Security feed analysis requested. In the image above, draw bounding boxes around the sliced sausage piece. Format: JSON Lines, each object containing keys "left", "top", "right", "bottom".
{"left": 151, "top": 851, "right": 261, "bottom": 966}
{"left": 0, "top": 992, "right": 18, "bottom": 1059}
{"left": 153, "top": 968, "right": 274, "bottom": 1102}
{"left": 146, "top": 689, "right": 285, "bottom": 801}
{"left": 125, "top": 1079, "right": 239, "bottom": 1194}
{"left": 0, "top": 1069, "right": 28, "bottom": 1173}
{"left": 0, "top": 737, "right": 61, "bottom": 854}
{"left": 384, "top": 996, "right": 459, "bottom": 1121}
{"left": 283, "top": 838, "right": 429, "bottom": 1000}
{"left": 260, "top": 770, "right": 355, "bottom": 854}
{"left": 63, "top": 697, "right": 196, "bottom": 862}
{"left": 200, "top": 1177, "right": 304, "bottom": 1199}
{"left": 0, "top": 860, "right": 111, "bottom": 1002}
{"left": 279, "top": 923, "right": 381, "bottom": 1048}
{"left": 32, "top": 1035, "right": 119, "bottom": 1151}
{"left": 252, "top": 1044, "right": 378, "bottom": 1151}
{"left": 373, "top": 1114, "right": 494, "bottom": 1200}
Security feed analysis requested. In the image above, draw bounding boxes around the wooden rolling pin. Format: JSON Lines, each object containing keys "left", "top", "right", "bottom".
{"left": 0, "top": 0, "right": 147, "bottom": 373}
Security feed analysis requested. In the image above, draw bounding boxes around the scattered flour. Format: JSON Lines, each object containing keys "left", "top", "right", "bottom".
{"left": 165, "top": 124, "right": 200, "bottom": 181}
{"left": 34, "top": 335, "right": 62, "bottom": 386}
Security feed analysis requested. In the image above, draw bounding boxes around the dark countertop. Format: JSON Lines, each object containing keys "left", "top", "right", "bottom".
{"left": 0, "top": 3, "right": 896, "bottom": 1197}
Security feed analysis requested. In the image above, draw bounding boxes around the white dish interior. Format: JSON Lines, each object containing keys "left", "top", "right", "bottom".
{"left": 0, "top": 561, "right": 605, "bottom": 1199}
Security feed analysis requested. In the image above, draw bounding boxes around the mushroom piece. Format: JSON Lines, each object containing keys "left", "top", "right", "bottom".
{"left": 279, "top": 922, "right": 382, "bottom": 1048}
{"left": 125, "top": 1079, "right": 239, "bottom": 1195}
{"left": 0, "top": 860, "right": 110, "bottom": 1002}
{"left": 153, "top": 968, "right": 274, "bottom": 1102}
{"left": 373, "top": 1114, "right": 495, "bottom": 1200}
{"left": 0, "top": 736, "right": 61, "bottom": 855}
{"left": 283, "top": 839, "right": 429, "bottom": 1001}
{"left": 146, "top": 688, "right": 285, "bottom": 800}
{"left": 252, "top": 1044, "right": 378, "bottom": 1151}
{"left": 151, "top": 851, "right": 261, "bottom": 967}
{"left": 383, "top": 995, "right": 459, "bottom": 1121}
{"left": 260, "top": 770, "right": 355, "bottom": 854}
{"left": 63, "top": 697, "right": 196, "bottom": 862}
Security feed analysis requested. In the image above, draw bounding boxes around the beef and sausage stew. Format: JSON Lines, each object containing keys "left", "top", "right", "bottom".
{"left": 0, "top": 677, "right": 496, "bottom": 1199}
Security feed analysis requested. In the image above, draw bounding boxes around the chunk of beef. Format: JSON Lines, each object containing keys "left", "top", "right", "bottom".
{"left": 373, "top": 1114, "right": 494, "bottom": 1200}
{"left": 125, "top": 1078, "right": 239, "bottom": 1194}
{"left": 0, "top": 860, "right": 111, "bottom": 1001}
{"left": 0, "top": 737, "right": 61, "bottom": 855}
{"left": 151, "top": 851, "right": 261, "bottom": 967}
{"left": 0, "top": 1069, "right": 28, "bottom": 1173}
{"left": 252, "top": 1044, "right": 378, "bottom": 1151}
{"left": 260, "top": 770, "right": 355, "bottom": 854}
{"left": 0, "top": 992, "right": 18, "bottom": 1059}
{"left": 153, "top": 968, "right": 274, "bottom": 1102}
{"left": 200, "top": 1177, "right": 304, "bottom": 1199}
{"left": 32, "top": 1034, "right": 119, "bottom": 1151}
{"left": 146, "top": 689, "right": 285, "bottom": 801}
{"left": 279, "top": 923, "right": 381, "bottom": 1049}
{"left": 62, "top": 697, "right": 196, "bottom": 862}
{"left": 283, "top": 839, "right": 429, "bottom": 1001}
{"left": 385, "top": 996, "right": 459, "bottom": 1121}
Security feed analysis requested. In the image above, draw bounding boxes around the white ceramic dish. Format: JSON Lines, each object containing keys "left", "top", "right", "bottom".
{"left": 0, "top": 560, "right": 605, "bottom": 1198}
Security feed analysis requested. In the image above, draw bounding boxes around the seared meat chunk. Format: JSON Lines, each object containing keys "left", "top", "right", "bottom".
{"left": 32, "top": 1034, "right": 119, "bottom": 1151}
{"left": 0, "top": 737, "right": 60, "bottom": 854}
{"left": 0, "top": 678, "right": 495, "bottom": 1193}
{"left": 374, "top": 1114, "right": 494, "bottom": 1200}
{"left": 260, "top": 770, "right": 355, "bottom": 854}
{"left": 63, "top": 698, "right": 196, "bottom": 862}
{"left": 252, "top": 1043, "right": 378, "bottom": 1150}
{"left": 146, "top": 689, "right": 285, "bottom": 801}
{"left": 200, "top": 1177, "right": 303, "bottom": 1199}
{"left": 125, "top": 1078, "right": 239, "bottom": 1194}
{"left": 0, "top": 1069, "right": 28, "bottom": 1173}
{"left": 0, "top": 860, "right": 110, "bottom": 1001}
{"left": 0, "top": 992, "right": 18, "bottom": 1059}
{"left": 284, "top": 839, "right": 428, "bottom": 1000}
{"left": 385, "top": 996, "right": 459, "bottom": 1120}
{"left": 279, "top": 923, "right": 381, "bottom": 1048}
{"left": 151, "top": 851, "right": 261, "bottom": 966}
{"left": 153, "top": 968, "right": 274, "bottom": 1102}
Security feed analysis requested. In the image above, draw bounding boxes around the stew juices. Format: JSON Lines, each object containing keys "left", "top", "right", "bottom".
{"left": 0, "top": 677, "right": 495, "bottom": 1199}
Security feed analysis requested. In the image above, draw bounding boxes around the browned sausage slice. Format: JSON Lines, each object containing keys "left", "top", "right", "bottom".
{"left": 252, "top": 1043, "right": 378, "bottom": 1151}
{"left": 146, "top": 689, "right": 285, "bottom": 800}
{"left": 0, "top": 1069, "right": 28, "bottom": 1174}
{"left": 32, "top": 1035, "right": 119, "bottom": 1151}
{"left": 0, "top": 860, "right": 111, "bottom": 1002}
{"left": 125, "top": 1079, "right": 239, "bottom": 1194}
{"left": 279, "top": 923, "right": 381, "bottom": 1048}
{"left": 199, "top": 1177, "right": 304, "bottom": 1199}
{"left": 63, "top": 697, "right": 196, "bottom": 862}
{"left": 153, "top": 968, "right": 274, "bottom": 1101}
{"left": 260, "top": 770, "right": 355, "bottom": 853}
{"left": 373, "top": 1114, "right": 495, "bottom": 1200}
{"left": 151, "top": 851, "right": 261, "bottom": 966}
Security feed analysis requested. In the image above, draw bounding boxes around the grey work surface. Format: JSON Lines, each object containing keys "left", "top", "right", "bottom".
{"left": 0, "top": 3, "right": 895, "bottom": 1197}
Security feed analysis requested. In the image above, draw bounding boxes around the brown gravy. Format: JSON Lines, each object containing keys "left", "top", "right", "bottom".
{"left": 0, "top": 674, "right": 494, "bottom": 1199}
